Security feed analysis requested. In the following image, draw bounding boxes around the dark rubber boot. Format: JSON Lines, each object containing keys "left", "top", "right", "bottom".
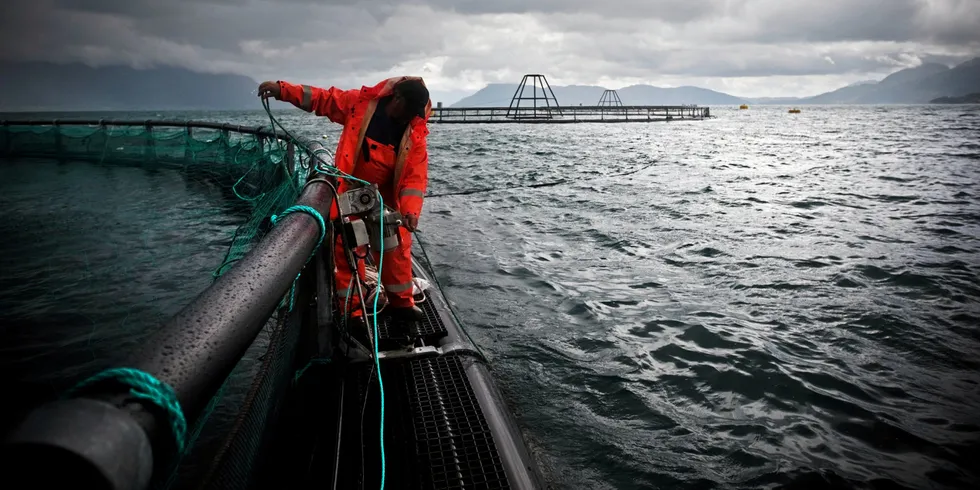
{"left": 388, "top": 306, "right": 423, "bottom": 347}
{"left": 389, "top": 305, "right": 423, "bottom": 323}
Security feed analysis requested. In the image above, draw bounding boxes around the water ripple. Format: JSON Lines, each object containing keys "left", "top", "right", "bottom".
{"left": 420, "top": 105, "right": 980, "bottom": 489}
{"left": 3, "top": 105, "right": 980, "bottom": 489}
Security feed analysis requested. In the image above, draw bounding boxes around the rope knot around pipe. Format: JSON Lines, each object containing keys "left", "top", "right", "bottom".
{"left": 66, "top": 367, "right": 188, "bottom": 455}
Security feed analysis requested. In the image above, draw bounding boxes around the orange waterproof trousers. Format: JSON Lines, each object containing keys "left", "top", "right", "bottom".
{"left": 336, "top": 137, "right": 415, "bottom": 317}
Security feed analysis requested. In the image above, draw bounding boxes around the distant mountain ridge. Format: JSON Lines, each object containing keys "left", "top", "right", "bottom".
{"left": 799, "top": 61, "right": 964, "bottom": 104}
{"left": 452, "top": 83, "right": 744, "bottom": 107}
{"left": 930, "top": 93, "right": 980, "bottom": 104}
{"left": 453, "top": 57, "right": 980, "bottom": 106}
{"left": 1, "top": 56, "right": 977, "bottom": 111}
{"left": 0, "top": 62, "right": 260, "bottom": 112}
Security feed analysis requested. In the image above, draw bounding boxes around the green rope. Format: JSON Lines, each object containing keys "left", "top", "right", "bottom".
{"left": 261, "top": 97, "right": 302, "bottom": 193}
{"left": 292, "top": 357, "right": 332, "bottom": 386}
{"left": 66, "top": 367, "right": 187, "bottom": 455}
{"left": 261, "top": 99, "right": 389, "bottom": 487}
{"left": 230, "top": 143, "right": 265, "bottom": 202}
{"left": 270, "top": 204, "right": 327, "bottom": 311}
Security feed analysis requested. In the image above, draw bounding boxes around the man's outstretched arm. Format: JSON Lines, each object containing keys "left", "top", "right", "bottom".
{"left": 258, "top": 80, "right": 359, "bottom": 125}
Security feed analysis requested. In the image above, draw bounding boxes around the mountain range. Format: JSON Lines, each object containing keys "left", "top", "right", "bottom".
{"left": 931, "top": 93, "right": 980, "bottom": 104}
{"left": 0, "top": 57, "right": 977, "bottom": 112}
{"left": 450, "top": 83, "right": 746, "bottom": 107}
{"left": 452, "top": 57, "right": 980, "bottom": 107}
{"left": 0, "top": 62, "right": 259, "bottom": 112}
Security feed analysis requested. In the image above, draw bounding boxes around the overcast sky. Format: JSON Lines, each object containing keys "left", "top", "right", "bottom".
{"left": 2, "top": 0, "right": 978, "bottom": 104}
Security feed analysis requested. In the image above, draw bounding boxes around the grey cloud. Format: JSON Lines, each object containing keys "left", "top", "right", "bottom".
{"left": 914, "top": 0, "right": 980, "bottom": 44}
{"left": 49, "top": 0, "right": 374, "bottom": 51}
{"left": 2, "top": 0, "right": 978, "bottom": 99}
{"left": 1, "top": 0, "right": 409, "bottom": 76}
{"left": 744, "top": 0, "right": 980, "bottom": 45}
{"left": 536, "top": 0, "right": 980, "bottom": 45}
{"left": 741, "top": 0, "right": 924, "bottom": 43}
{"left": 418, "top": 0, "right": 734, "bottom": 22}
{"left": 88, "top": 0, "right": 735, "bottom": 22}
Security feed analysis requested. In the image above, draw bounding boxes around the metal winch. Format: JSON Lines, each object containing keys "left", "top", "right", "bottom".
{"left": 337, "top": 183, "right": 402, "bottom": 252}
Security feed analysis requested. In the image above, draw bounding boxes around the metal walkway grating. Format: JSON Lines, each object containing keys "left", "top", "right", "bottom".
{"left": 405, "top": 356, "right": 510, "bottom": 489}
{"left": 377, "top": 294, "right": 448, "bottom": 342}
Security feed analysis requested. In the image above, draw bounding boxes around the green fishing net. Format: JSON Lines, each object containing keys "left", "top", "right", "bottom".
{"left": 0, "top": 121, "right": 305, "bottom": 278}
{"left": 0, "top": 120, "right": 315, "bottom": 489}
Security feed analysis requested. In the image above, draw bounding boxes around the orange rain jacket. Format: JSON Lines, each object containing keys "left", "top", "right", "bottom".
{"left": 276, "top": 77, "right": 432, "bottom": 219}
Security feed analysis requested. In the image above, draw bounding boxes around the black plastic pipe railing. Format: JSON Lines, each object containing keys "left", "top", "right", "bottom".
{"left": 1, "top": 119, "right": 282, "bottom": 138}
{"left": 0, "top": 125, "right": 336, "bottom": 490}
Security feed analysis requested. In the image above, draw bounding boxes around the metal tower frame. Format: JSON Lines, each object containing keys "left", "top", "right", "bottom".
{"left": 597, "top": 89, "right": 624, "bottom": 107}
{"left": 506, "top": 74, "right": 563, "bottom": 120}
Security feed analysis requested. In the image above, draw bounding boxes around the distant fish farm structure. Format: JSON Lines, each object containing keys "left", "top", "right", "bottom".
{"left": 430, "top": 74, "right": 711, "bottom": 124}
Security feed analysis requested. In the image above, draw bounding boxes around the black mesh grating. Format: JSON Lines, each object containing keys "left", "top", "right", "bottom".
{"left": 377, "top": 293, "right": 448, "bottom": 343}
{"left": 416, "top": 297, "right": 449, "bottom": 338}
{"left": 406, "top": 356, "right": 510, "bottom": 489}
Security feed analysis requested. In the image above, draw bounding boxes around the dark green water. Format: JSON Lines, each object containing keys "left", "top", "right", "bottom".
{"left": 2, "top": 105, "right": 979, "bottom": 489}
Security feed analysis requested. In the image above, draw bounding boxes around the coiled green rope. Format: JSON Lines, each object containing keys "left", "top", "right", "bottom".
{"left": 66, "top": 367, "right": 188, "bottom": 454}
{"left": 270, "top": 204, "right": 327, "bottom": 311}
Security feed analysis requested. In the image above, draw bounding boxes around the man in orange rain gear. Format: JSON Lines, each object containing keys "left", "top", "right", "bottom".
{"left": 258, "top": 77, "right": 430, "bottom": 340}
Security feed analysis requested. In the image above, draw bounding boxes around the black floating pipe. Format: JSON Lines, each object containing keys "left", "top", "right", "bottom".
{"left": 0, "top": 154, "right": 335, "bottom": 490}
{"left": 0, "top": 119, "right": 281, "bottom": 139}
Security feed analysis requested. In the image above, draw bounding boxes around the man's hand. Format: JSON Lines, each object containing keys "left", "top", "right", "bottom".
{"left": 402, "top": 213, "right": 419, "bottom": 232}
{"left": 258, "top": 81, "right": 281, "bottom": 100}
